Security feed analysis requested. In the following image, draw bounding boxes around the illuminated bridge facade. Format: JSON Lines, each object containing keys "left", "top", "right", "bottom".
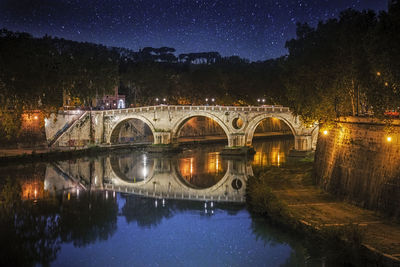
{"left": 46, "top": 105, "right": 318, "bottom": 152}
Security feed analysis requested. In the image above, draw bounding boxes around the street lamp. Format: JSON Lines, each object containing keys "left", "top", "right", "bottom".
{"left": 211, "top": 98, "right": 215, "bottom": 104}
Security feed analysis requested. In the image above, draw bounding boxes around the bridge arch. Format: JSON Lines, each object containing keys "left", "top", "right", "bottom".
{"left": 109, "top": 154, "right": 155, "bottom": 184}
{"left": 171, "top": 112, "right": 231, "bottom": 144}
{"left": 107, "top": 115, "right": 156, "bottom": 144}
{"left": 245, "top": 114, "right": 297, "bottom": 146}
{"left": 172, "top": 158, "right": 236, "bottom": 193}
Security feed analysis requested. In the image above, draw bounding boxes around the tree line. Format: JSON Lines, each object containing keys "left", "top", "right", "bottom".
{"left": 0, "top": 4, "right": 399, "bottom": 141}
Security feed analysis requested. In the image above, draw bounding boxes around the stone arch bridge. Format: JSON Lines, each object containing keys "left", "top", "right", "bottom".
{"left": 46, "top": 105, "right": 318, "bottom": 152}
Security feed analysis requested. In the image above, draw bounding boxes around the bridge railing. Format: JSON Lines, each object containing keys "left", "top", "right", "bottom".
{"left": 48, "top": 111, "right": 88, "bottom": 147}
{"left": 101, "top": 105, "right": 290, "bottom": 115}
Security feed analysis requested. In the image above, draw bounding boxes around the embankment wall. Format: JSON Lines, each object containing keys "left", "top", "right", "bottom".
{"left": 314, "top": 117, "right": 400, "bottom": 218}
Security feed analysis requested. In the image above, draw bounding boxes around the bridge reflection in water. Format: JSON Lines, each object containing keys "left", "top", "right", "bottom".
{"left": 45, "top": 140, "right": 293, "bottom": 203}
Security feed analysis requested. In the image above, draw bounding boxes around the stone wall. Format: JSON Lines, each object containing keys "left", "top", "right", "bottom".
{"left": 314, "top": 117, "right": 400, "bottom": 218}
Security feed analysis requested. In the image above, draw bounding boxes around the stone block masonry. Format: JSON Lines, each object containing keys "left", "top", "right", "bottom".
{"left": 45, "top": 105, "right": 319, "bottom": 152}
{"left": 314, "top": 117, "right": 400, "bottom": 218}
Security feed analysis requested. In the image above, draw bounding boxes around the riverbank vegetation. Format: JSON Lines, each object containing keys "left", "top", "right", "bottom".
{"left": 1, "top": 4, "right": 399, "bottom": 144}
{"left": 246, "top": 158, "right": 400, "bottom": 266}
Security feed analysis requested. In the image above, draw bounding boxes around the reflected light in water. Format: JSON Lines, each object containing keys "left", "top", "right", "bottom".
{"left": 277, "top": 153, "right": 280, "bottom": 167}
{"left": 178, "top": 150, "right": 226, "bottom": 189}
{"left": 142, "top": 154, "right": 148, "bottom": 179}
{"left": 207, "top": 152, "right": 223, "bottom": 174}
{"left": 190, "top": 158, "right": 193, "bottom": 177}
{"left": 142, "top": 167, "right": 148, "bottom": 179}
{"left": 22, "top": 180, "right": 45, "bottom": 200}
{"left": 252, "top": 143, "right": 287, "bottom": 167}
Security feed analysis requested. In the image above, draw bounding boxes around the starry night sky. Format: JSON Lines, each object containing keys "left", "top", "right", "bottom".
{"left": 0, "top": 0, "right": 387, "bottom": 61}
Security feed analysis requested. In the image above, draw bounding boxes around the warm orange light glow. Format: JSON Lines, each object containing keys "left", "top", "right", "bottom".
{"left": 190, "top": 158, "right": 193, "bottom": 176}
{"left": 323, "top": 130, "right": 328, "bottom": 135}
{"left": 21, "top": 180, "right": 45, "bottom": 200}
{"left": 377, "top": 71, "right": 381, "bottom": 76}
{"left": 277, "top": 153, "right": 280, "bottom": 167}
{"left": 387, "top": 136, "right": 392, "bottom": 142}
{"left": 384, "top": 82, "right": 389, "bottom": 87}
{"left": 34, "top": 115, "right": 38, "bottom": 120}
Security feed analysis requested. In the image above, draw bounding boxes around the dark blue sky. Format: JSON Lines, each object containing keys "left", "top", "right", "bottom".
{"left": 0, "top": 0, "right": 387, "bottom": 61}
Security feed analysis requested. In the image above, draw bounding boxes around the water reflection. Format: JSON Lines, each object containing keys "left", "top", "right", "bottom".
{"left": 0, "top": 139, "right": 355, "bottom": 266}
{"left": 37, "top": 139, "right": 296, "bottom": 202}
{"left": 110, "top": 153, "right": 154, "bottom": 182}
{"left": 252, "top": 138, "right": 293, "bottom": 167}
{"left": 179, "top": 149, "right": 227, "bottom": 189}
{"left": 48, "top": 150, "right": 249, "bottom": 203}
{"left": 0, "top": 177, "right": 117, "bottom": 267}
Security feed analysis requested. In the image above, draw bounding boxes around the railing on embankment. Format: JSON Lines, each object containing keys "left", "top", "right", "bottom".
{"left": 48, "top": 111, "right": 88, "bottom": 147}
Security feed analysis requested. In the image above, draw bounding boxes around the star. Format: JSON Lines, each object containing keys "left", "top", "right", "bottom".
{"left": 0, "top": 0, "right": 387, "bottom": 61}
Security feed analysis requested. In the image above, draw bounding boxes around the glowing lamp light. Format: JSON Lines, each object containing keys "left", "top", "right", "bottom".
{"left": 377, "top": 71, "right": 381, "bottom": 76}
{"left": 323, "top": 130, "right": 328, "bottom": 135}
{"left": 34, "top": 115, "right": 38, "bottom": 120}
{"left": 387, "top": 136, "right": 392, "bottom": 142}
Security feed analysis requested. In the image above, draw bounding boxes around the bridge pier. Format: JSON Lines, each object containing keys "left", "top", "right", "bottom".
{"left": 148, "top": 131, "right": 182, "bottom": 153}
{"left": 294, "top": 135, "right": 313, "bottom": 151}
{"left": 220, "top": 133, "right": 255, "bottom": 155}
{"left": 289, "top": 135, "right": 314, "bottom": 157}
{"left": 153, "top": 132, "right": 172, "bottom": 145}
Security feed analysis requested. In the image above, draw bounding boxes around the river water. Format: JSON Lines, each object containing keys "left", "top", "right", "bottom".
{"left": 0, "top": 138, "right": 349, "bottom": 266}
